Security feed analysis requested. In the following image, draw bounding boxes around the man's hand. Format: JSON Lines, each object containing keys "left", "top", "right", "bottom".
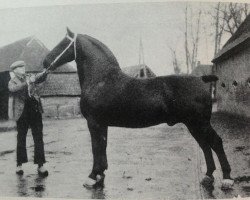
{"left": 29, "top": 75, "right": 36, "bottom": 83}
{"left": 34, "top": 70, "right": 49, "bottom": 84}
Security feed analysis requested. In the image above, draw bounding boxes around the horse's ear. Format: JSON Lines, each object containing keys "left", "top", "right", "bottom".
{"left": 66, "top": 27, "right": 74, "bottom": 38}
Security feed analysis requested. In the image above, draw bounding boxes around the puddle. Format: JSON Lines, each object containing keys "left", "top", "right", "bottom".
{"left": 234, "top": 146, "right": 245, "bottom": 152}
{"left": 0, "top": 150, "right": 15, "bottom": 156}
{"left": 45, "top": 151, "right": 72, "bottom": 155}
{"left": 242, "top": 186, "right": 250, "bottom": 194}
{"left": 122, "top": 175, "right": 132, "bottom": 179}
{"left": 234, "top": 176, "right": 250, "bottom": 183}
{"left": 30, "top": 185, "right": 45, "bottom": 192}
{"left": 45, "top": 140, "right": 58, "bottom": 145}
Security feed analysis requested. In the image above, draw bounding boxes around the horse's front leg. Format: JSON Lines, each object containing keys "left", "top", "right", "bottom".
{"left": 83, "top": 119, "right": 108, "bottom": 189}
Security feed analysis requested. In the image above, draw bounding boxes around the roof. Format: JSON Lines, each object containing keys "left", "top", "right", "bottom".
{"left": 0, "top": 37, "right": 32, "bottom": 72}
{"left": 40, "top": 73, "right": 81, "bottom": 96}
{"left": 0, "top": 36, "right": 76, "bottom": 73}
{"left": 213, "top": 14, "right": 250, "bottom": 63}
{"left": 122, "top": 64, "right": 156, "bottom": 78}
{"left": 191, "top": 64, "right": 212, "bottom": 77}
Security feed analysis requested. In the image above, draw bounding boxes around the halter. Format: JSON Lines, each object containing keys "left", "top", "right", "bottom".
{"left": 46, "top": 33, "right": 77, "bottom": 71}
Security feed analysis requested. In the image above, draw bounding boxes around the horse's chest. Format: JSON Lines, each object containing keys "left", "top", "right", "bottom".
{"left": 80, "top": 83, "right": 116, "bottom": 110}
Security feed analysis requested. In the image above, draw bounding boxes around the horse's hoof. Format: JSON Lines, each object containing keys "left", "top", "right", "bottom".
{"left": 83, "top": 174, "right": 105, "bottom": 189}
{"left": 221, "top": 179, "right": 234, "bottom": 190}
{"left": 201, "top": 175, "right": 214, "bottom": 189}
{"left": 83, "top": 177, "right": 97, "bottom": 189}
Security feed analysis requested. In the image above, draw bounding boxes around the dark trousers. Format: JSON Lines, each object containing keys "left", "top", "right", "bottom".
{"left": 16, "top": 97, "right": 46, "bottom": 165}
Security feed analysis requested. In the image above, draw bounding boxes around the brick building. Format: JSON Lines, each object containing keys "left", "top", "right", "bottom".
{"left": 212, "top": 14, "right": 250, "bottom": 117}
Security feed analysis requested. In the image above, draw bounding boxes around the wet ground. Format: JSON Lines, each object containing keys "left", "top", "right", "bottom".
{"left": 0, "top": 112, "right": 249, "bottom": 199}
{"left": 200, "top": 113, "right": 250, "bottom": 199}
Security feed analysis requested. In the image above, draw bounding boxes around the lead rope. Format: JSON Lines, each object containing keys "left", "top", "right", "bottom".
{"left": 73, "top": 34, "right": 77, "bottom": 60}
{"left": 28, "top": 34, "right": 77, "bottom": 92}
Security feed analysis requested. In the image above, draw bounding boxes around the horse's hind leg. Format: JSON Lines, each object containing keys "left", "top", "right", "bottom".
{"left": 83, "top": 119, "right": 108, "bottom": 189}
{"left": 186, "top": 121, "right": 233, "bottom": 189}
{"left": 204, "top": 124, "right": 234, "bottom": 188}
{"left": 186, "top": 122, "right": 216, "bottom": 186}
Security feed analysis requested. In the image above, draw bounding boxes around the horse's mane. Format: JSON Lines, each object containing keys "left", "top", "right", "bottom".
{"left": 80, "top": 34, "right": 120, "bottom": 67}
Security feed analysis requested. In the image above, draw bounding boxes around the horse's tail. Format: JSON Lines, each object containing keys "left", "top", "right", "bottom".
{"left": 201, "top": 75, "right": 218, "bottom": 83}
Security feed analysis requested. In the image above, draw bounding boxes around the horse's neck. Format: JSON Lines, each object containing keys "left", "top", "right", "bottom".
{"left": 76, "top": 35, "right": 121, "bottom": 84}
{"left": 76, "top": 60, "right": 121, "bottom": 85}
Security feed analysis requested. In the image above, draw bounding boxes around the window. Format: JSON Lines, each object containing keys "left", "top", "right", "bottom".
{"left": 221, "top": 82, "right": 226, "bottom": 88}
{"left": 247, "top": 78, "right": 250, "bottom": 87}
{"left": 232, "top": 81, "right": 238, "bottom": 87}
{"left": 146, "top": 68, "right": 150, "bottom": 77}
{"left": 140, "top": 68, "right": 145, "bottom": 77}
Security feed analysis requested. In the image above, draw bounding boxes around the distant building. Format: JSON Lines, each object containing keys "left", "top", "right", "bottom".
{"left": 0, "top": 36, "right": 81, "bottom": 120}
{"left": 122, "top": 37, "right": 156, "bottom": 79}
{"left": 212, "top": 14, "right": 250, "bottom": 117}
{"left": 122, "top": 64, "right": 156, "bottom": 78}
{"left": 40, "top": 71, "right": 81, "bottom": 119}
{"left": 191, "top": 62, "right": 213, "bottom": 77}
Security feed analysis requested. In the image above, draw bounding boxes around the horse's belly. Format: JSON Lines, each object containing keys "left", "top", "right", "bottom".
{"left": 103, "top": 104, "right": 167, "bottom": 128}
{"left": 108, "top": 118, "right": 165, "bottom": 128}
{"left": 80, "top": 84, "right": 171, "bottom": 127}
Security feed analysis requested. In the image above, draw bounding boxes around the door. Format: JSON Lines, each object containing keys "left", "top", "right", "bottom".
{"left": 0, "top": 71, "right": 10, "bottom": 120}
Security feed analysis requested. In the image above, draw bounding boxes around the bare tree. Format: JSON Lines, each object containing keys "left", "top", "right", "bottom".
{"left": 184, "top": 4, "right": 190, "bottom": 74}
{"left": 184, "top": 4, "right": 202, "bottom": 73}
{"left": 212, "top": 2, "right": 249, "bottom": 55}
{"left": 214, "top": 2, "right": 221, "bottom": 55}
{"left": 190, "top": 9, "right": 202, "bottom": 71}
{"left": 169, "top": 47, "right": 181, "bottom": 74}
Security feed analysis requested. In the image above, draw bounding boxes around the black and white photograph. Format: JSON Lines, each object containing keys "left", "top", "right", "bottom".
{"left": 0, "top": 0, "right": 249, "bottom": 199}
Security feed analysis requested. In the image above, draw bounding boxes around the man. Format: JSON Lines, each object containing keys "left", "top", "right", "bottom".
{"left": 8, "top": 60, "right": 49, "bottom": 177}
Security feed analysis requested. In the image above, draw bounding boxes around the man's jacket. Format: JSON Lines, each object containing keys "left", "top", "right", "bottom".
{"left": 8, "top": 72, "right": 47, "bottom": 121}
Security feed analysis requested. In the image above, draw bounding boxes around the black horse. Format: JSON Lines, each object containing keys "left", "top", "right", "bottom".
{"left": 43, "top": 28, "right": 234, "bottom": 189}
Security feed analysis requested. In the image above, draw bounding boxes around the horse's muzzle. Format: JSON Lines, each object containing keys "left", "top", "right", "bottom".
{"left": 42, "top": 59, "right": 50, "bottom": 69}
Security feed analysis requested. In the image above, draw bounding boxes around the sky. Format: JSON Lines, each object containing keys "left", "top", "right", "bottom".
{"left": 0, "top": 0, "right": 244, "bottom": 75}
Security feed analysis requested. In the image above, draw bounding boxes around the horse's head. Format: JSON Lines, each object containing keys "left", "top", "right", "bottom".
{"left": 43, "top": 27, "right": 77, "bottom": 71}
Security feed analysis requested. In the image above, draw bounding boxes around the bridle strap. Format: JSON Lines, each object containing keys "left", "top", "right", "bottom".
{"left": 66, "top": 34, "right": 77, "bottom": 60}
{"left": 47, "top": 33, "right": 77, "bottom": 71}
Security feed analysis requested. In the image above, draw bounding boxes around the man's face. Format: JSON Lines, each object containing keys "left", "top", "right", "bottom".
{"left": 14, "top": 66, "right": 26, "bottom": 76}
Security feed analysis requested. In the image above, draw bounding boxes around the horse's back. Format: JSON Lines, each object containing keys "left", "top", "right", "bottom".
{"left": 119, "top": 74, "right": 213, "bottom": 126}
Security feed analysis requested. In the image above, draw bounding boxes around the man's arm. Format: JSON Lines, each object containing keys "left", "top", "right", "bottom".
{"left": 8, "top": 79, "right": 28, "bottom": 93}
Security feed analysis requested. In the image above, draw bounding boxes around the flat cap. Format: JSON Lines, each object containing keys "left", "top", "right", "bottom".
{"left": 10, "top": 60, "right": 26, "bottom": 71}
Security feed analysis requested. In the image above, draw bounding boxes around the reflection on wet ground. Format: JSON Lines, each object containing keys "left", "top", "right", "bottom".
{"left": 16, "top": 174, "right": 46, "bottom": 197}
{"left": 15, "top": 171, "right": 107, "bottom": 199}
{"left": 202, "top": 185, "right": 216, "bottom": 199}
{"left": 87, "top": 188, "right": 106, "bottom": 199}
{"left": 0, "top": 150, "right": 15, "bottom": 156}
{"left": 15, "top": 172, "right": 108, "bottom": 199}
{"left": 16, "top": 176, "right": 28, "bottom": 197}
{"left": 201, "top": 175, "right": 250, "bottom": 199}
